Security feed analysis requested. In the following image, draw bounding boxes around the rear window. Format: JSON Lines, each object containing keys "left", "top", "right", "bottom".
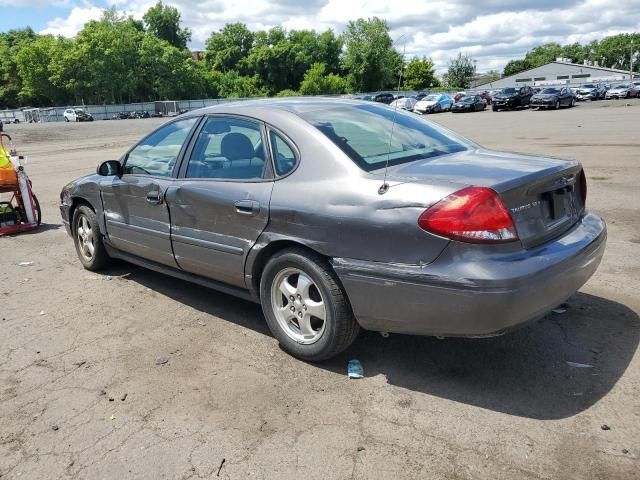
{"left": 299, "top": 104, "right": 468, "bottom": 172}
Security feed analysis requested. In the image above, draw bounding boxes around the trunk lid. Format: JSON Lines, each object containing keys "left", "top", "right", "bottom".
{"left": 384, "top": 149, "right": 586, "bottom": 248}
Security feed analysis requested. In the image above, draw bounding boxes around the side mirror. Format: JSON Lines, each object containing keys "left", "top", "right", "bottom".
{"left": 97, "top": 160, "right": 123, "bottom": 177}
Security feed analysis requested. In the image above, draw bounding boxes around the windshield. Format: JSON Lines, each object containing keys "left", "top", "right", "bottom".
{"left": 581, "top": 84, "right": 594, "bottom": 89}
{"left": 541, "top": 88, "right": 560, "bottom": 94}
{"left": 423, "top": 95, "right": 439, "bottom": 101}
{"left": 460, "top": 97, "right": 475, "bottom": 103}
{"left": 615, "top": 84, "right": 629, "bottom": 89}
{"left": 299, "top": 104, "right": 469, "bottom": 172}
{"left": 502, "top": 88, "right": 516, "bottom": 94}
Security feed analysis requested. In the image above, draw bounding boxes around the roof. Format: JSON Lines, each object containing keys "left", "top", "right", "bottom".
{"left": 194, "top": 97, "right": 384, "bottom": 116}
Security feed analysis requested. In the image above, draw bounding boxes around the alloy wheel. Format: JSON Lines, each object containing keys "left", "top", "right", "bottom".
{"left": 271, "top": 267, "right": 326, "bottom": 344}
{"left": 76, "top": 215, "right": 95, "bottom": 261}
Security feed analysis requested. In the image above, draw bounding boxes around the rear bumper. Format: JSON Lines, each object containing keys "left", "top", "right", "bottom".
{"left": 333, "top": 212, "right": 606, "bottom": 337}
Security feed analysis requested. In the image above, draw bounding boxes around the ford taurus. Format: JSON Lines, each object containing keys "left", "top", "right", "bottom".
{"left": 60, "top": 99, "right": 606, "bottom": 361}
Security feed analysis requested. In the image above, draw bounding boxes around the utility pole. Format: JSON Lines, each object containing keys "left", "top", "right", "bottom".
{"left": 630, "top": 41, "right": 635, "bottom": 79}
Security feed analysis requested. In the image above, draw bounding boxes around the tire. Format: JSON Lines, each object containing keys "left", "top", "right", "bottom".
{"left": 72, "top": 205, "right": 110, "bottom": 271}
{"left": 64, "top": 117, "right": 69, "bottom": 122}
{"left": 260, "top": 248, "right": 359, "bottom": 361}
{"left": 554, "top": 100, "right": 560, "bottom": 110}
{"left": 570, "top": 98, "right": 575, "bottom": 108}
{"left": 32, "top": 194, "right": 41, "bottom": 226}
{"left": 492, "top": 105, "right": 498, "bottom": 111}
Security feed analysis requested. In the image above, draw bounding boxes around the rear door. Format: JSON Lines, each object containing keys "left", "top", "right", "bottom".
{"left": 166, "top": 115, "right": 276, "bottom": 288}
{"left": 101, "top": 117, "right": 199, "bottom": 266}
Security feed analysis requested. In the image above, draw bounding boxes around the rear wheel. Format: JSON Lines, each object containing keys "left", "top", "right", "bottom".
{"left": 73, "top": 205, "right": 110, "bottom": 271}
{"left": 260, "top": 248, "right": 359, "bottom": 361}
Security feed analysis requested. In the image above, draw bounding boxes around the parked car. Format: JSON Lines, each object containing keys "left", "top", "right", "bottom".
{"left": 354, "top": 95, "right": 373, "bottom": 101}
{"left": 64, "top": 108, "right": 94, "bottom": 122}
{"left": 530, "top": 87, "right": 576, "bottom": 109}
{"left": 492, "top": 86, "right": 533, "bottom": 111}
{"left": 478, "top": 91, "right": 492, "bottom": 104}
{"left": 390, "top": 96, "right": 418, "bottom": 110}
{"left": 112, "top": 112, "right": 130, "bottom": 120}
{"left": 414, "top": 91, "right": 429, "bottom": 100}
{"left": 60, "top": 98, "right": 605, "bottom": 361}
{"left": 413, "top": 94, "right": 454, "bottom": 114}
{"left": 605, "top": 83, "right": 639, "bottom": 99}
{"left": 453, "top": 91, "right": 466, "bottom": 102}
{"left": 575, "top": 83, "right": 607, "bottom": 101}
{"left": 374, "top": 92, "right": 395, "bottom": 104}
{"left": 451, "top": 95, "right": 487, "bottom": 112}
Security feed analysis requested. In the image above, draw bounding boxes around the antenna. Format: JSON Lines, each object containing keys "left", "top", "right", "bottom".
{"left": 379, "top": 34, "right": 408, "bottom": 195}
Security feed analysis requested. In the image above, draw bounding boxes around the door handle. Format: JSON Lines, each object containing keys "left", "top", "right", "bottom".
{"left": 234, "top": 200, "right": 260, "bottom": 216}
{"left": 146, "top": 190, "right": 162, "bottom": 205}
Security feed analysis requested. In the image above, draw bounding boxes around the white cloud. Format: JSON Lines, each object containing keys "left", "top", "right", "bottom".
{"left": 40, "top": 6, "right": 104, "bottom": 37}
{"left": 32, "top": 0, "right": 640, "bottom": 72}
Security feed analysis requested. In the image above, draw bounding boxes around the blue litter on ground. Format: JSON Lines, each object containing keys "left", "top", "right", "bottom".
{"left": 348, "top": 359, "right": 364, "bottom": 379}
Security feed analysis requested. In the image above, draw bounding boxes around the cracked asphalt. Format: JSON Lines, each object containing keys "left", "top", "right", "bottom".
{"left": 1, "top": 99, "right": 639, "bottom": 479}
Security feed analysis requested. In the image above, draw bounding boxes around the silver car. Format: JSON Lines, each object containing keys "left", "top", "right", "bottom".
{"left": 59, "top": 99, "right": 606, "bottom": 361}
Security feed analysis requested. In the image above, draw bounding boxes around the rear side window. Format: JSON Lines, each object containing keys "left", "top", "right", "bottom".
{"left": 299, "top": 104, "right": 468, "bottom": 172}
{"left": 186, "top": 117, "right": 266, "bottom": 180}
{"left": 269, "top": 131, "right": 297, "bottom": 176}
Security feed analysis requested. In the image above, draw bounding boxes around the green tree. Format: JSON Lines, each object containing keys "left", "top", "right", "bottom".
{"left": 68, "top": 10, "right": 144, "bottom": 103}
{"left": 403, "top": 56, "right": 438, "bottom": 90}
{"left": 299, "top": 63, "right": 346, "bottom": 95}
{"left": 524, "top": 42, "right": 563, "bottom": 66}
{"left": 594, "top": 33, "right": 640, "bottom": 70}
{"left": 15, "top": 34, "right": 70, "bottom": 105}
{"left": 143, "top": 1, "right": 191, "bottom": 50}
{"left": 447, "top": 53, "right": 476, "bottom": 89}
{"left": 341, "top": 17, "right": 400, "bottom": 92}
{"left": 485, "top": 69, "right": 501, "bottom": 82}
{"left": 276, "top": 89, "right": 301, "bottom": 97}
{"left": 0, "top": 27, "right": 37, "bottom": 108}
{"left": 205, "top": 22, "right": 254, "bottom": 73}
{"left": 502, "top": 58, "right": 532, "bottom": 77}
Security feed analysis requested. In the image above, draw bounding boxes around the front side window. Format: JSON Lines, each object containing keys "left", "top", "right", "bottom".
{"left": 186, "top": 117, "right": 266, "bottom": 180}
{"left": 269, "top": 131, "right": 297, "bottom": 176}
{"left": 299, "top": 104, "right": 468, "bottom": 172}
{"left": 124, "top": 117, "right": 197, "bottom": 176}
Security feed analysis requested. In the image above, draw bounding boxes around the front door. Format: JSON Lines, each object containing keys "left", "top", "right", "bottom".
{"left": 101, "top": 117, "right": 198, "bottom": 267}
{"left": 166, "top": 116, "right": 273, "bottom": 288}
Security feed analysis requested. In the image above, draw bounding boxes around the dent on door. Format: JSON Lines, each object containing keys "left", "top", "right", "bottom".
{"left": 165, "top": 181, "right": 273, "bottom": 288}
{"left": 102, "top": 175, "right": 176, "bottom": 267}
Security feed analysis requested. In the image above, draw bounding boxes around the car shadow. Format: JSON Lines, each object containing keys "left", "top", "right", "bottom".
{"left": 104, "top": 261, "right": 270, "bottom": 336}
{"left": 325, "top": 292, "right": 639, "bottom": 420}
{"left": 104, "top": 262, "right": 638, "bottom": 420}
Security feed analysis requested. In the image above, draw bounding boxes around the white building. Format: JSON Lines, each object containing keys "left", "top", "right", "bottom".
{"left": 476, "top": 58, "right": 639, "bottom": 89}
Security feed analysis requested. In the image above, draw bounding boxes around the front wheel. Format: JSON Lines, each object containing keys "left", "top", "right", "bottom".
{"left": 260, "top": 249, "right": 359, "bottom": 361}
{"left": 73, "top": 205, "right": 110, "bottom": 271}
{"left": 554, "top": 100, "right": 560, "bottom": 110}
{"left": 492, "top": 105, "right": 498, "bottom": 111}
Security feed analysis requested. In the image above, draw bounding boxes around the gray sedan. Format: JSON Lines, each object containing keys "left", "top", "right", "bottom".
{"left": 59, "top": 99, "right": 606, "bottom": 361}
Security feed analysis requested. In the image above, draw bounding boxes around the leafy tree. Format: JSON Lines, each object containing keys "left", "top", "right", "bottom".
{"left": 299, "top": 63, "right": 346, "bottom": 95}
{"left": 15, "top": 35, "right": 70, "bottom": 105}
{"left": 524, "top": 43, "right": 564, "bottom": 66}
{"left": 205, "top": 22, "right": 254, "bottom": 73}
{"left": 403, "top": 56, "right": 438, "bottom": 90}
{"left": 0, "top": 27, "right": 36, "bottom": 108}
{"left": 276, "top": 89, "right": 301, "bottom": 97}
{"left": 341, "top": 17, "right": 400, "bottom": 92}
{"left": 447, "top": 53, "right": 476, "bottom": 89}
{"left": 485, "top": 69, "right": 501, "bottom": 82}
{"left": 143, "top": 1, "right": 191, "bottom": 50}
{"left": 594, "top": 33, "right": 640, "bottom": 71}
{"left": 503, "top": 58, "right": 532, "bottom": 77}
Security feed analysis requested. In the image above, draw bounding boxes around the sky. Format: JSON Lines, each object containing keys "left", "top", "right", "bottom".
{"left": 1, "top": 0, "right": 640, "bottom": 72}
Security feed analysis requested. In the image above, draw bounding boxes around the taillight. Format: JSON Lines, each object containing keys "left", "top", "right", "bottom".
{"left": 418, "top": 186, "right": 518, "bottom": 243}
{"left": 579, "top": 169, "right": 587, "bottom": 205}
